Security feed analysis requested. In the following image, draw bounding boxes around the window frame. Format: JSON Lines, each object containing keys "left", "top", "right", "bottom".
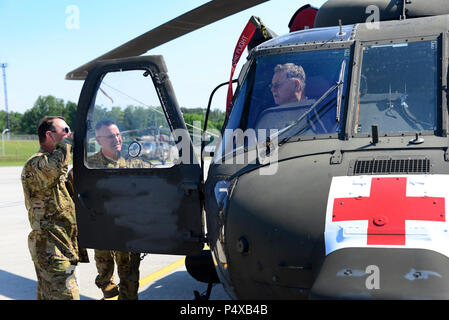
{"left": 349, "top": 35, "right": 445, "bottom": 138}
{"left": 83, "top": 68, "right": 178, "bottom": 170}
{"left": 224, "top": 41, "right": 355, "bottom": 144}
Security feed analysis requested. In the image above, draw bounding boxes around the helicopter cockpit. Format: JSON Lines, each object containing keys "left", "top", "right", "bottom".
{"left": 214, "top": 25, "right": 353, "bottom": 162}
{"left": 239, "top": 48, "right": 349, "bottom": 134}
{"left": 214, "top": 22, "right": 441, "bottom": 165}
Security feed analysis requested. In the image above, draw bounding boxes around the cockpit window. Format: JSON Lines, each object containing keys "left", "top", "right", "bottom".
{"left": 355, "top": 41, "right": 438, "bottom": 134}
{"left": 245, "top": 49, "right": 350, "bottom": 136}
{"left": 213, "top": 48, "right": 351, "bottom": 163}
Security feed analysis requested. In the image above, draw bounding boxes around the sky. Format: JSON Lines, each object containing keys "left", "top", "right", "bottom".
{"left": 0, "top": 0, "right": 327, "bottom": 115}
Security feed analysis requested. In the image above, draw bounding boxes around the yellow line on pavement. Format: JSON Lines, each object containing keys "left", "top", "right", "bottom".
{"left": 104, "top": 257, "right": 186, "bottom": 300}
{"left": 139, "top": 257, "right": 186, "bottom": 287}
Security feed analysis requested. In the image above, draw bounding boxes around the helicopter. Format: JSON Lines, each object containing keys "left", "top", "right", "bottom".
{"left": 67, "top": 0, "right": 449, "bottom": 299}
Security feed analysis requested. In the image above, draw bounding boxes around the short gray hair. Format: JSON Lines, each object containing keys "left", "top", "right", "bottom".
{"left": 274, "top": 63, "right": 306, "bottom": 91}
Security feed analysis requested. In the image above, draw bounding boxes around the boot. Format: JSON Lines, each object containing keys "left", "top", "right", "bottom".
{"left": 101, "top": 281, "right": 119, "bottom": 299}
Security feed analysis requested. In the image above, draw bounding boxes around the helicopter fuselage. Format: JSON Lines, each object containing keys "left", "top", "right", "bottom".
{"left": 72, "top": 7, "right": 449, "bottom": 300}
{"left": 204, "top": 14, "right": 449, "bottom": 299}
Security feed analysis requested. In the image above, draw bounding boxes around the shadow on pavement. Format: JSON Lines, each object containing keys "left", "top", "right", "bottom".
{"left": 138, "top": 270, "right": 229, "bottom": 300}
{"left": 0, "top": 269, "right": 94, "bottom": 300}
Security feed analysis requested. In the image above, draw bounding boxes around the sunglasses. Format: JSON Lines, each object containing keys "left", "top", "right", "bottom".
{"left": 50, "top": 127, "right": 71, "bottom": 134}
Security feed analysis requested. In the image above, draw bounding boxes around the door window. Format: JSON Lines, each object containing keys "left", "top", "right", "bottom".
{"left": 85, "top": 69, "right": 179, "bottom": 169}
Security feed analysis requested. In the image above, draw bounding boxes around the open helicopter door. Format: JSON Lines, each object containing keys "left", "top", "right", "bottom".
{"left": 73, "top": 55, "right": 203, "bottom": 255}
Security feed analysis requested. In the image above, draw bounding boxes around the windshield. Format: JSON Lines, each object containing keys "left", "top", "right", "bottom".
{"left": 355, "top": 40, "right": 439, "bottom": 134}
{"left": 214, "top": 48, "right": 351, "bottom": 162}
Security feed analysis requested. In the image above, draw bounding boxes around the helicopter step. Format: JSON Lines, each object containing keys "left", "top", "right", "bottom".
{"left": 185, "top": 249, "right": 220, "bottom": 300}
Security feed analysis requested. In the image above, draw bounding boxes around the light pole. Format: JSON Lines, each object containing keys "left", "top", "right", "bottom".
{"left": 0, "top": 63, "right": 8, "bottom": 130}
{"left": 2, "top": 128, "right": 9, "bottom": 157}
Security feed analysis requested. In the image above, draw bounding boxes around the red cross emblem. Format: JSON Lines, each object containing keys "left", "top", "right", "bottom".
{"left": 332, "top": 177, "right": 446, "bottom": 245}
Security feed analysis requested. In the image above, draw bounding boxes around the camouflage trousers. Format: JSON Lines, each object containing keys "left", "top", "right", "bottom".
{"left": 94, "top": 249, "right": 141, "bottom": 300}
{"left": 28, "top": 231, "right": 79, "bottom": 300}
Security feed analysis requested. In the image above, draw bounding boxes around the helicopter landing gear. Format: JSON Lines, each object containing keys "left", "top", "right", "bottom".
{"left": 186, "top": 250, "right": 220, "bottom": 300}
{"left": 193, "top": 283, "right": 214, "bottom": 300}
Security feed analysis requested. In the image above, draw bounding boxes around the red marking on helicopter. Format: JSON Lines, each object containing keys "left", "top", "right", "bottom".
{"left": 332, "top": 177, "right": 445, "bottom": 245}
{"left": 288, "top": 4, "right": 318, "bottom": 32}
{"left": 226, "top": 18, "right": 257, "bottom": 113}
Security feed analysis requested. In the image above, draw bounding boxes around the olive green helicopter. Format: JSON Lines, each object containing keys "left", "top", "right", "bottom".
{"left": 67, "top": 0, "right": 449, "bottom": 299}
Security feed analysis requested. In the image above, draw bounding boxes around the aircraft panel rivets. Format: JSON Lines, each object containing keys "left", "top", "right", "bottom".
{"left": 373, "top": 216, "right": 388, "bottom": 227}
{"left": 237, "top": 237, "right": 249, "bottom": 254}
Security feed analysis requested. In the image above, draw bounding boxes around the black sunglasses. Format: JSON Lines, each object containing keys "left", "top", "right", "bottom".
{"left": 50, "top": 127, "right": 71, "bottom": 134}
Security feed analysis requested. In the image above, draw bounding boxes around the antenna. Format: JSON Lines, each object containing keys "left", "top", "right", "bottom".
{"left": 338, "top": 19, "right": 344, "bottom": 36}
{"left": 401, "top": 0, "right": 407, "bottom": 20}
{"left": 0, "top": 63, "right": 9, "bottom": 130}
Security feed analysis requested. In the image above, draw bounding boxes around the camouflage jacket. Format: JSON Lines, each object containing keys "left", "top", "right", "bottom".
{"left": 87, "top": 151, "right": 152, "bottom": 169}
{"left": 21, "top": 139, "right": 79, "bottom": 263}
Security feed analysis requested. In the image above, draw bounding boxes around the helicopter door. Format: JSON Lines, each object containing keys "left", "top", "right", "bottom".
{"left": 73, "top": 56, "right": 203, "bottom": 255}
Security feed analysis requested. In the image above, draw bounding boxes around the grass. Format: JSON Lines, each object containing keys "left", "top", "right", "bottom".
{"left": 0, "top": 140, "right": 209, "bottom": 167}
{"left": 0, "top": 140, "right": 40, "bottom": 167}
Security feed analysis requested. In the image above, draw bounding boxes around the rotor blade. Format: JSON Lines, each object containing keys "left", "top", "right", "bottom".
{"left": 66, "top": 0, "right": 269, "bottom": 80}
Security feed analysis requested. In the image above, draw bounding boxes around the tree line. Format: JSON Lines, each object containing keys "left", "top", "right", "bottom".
{"left": 0, "top": 95, "right": 226, "bottom": 135}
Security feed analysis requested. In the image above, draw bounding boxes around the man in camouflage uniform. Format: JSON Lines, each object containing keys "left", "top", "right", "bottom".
{"left": 87, "top": 120, "right": 151, "bottom": 300}
{"left": 21, "top": 116, "right": 80, "bottom": 300}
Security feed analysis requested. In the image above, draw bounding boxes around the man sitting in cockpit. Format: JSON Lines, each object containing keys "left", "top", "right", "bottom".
{"left": 270, "top": 63, "right": 306, "bottom": 106}
{"left": 256, "top": 63, "right": 311, "bottom": 132}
